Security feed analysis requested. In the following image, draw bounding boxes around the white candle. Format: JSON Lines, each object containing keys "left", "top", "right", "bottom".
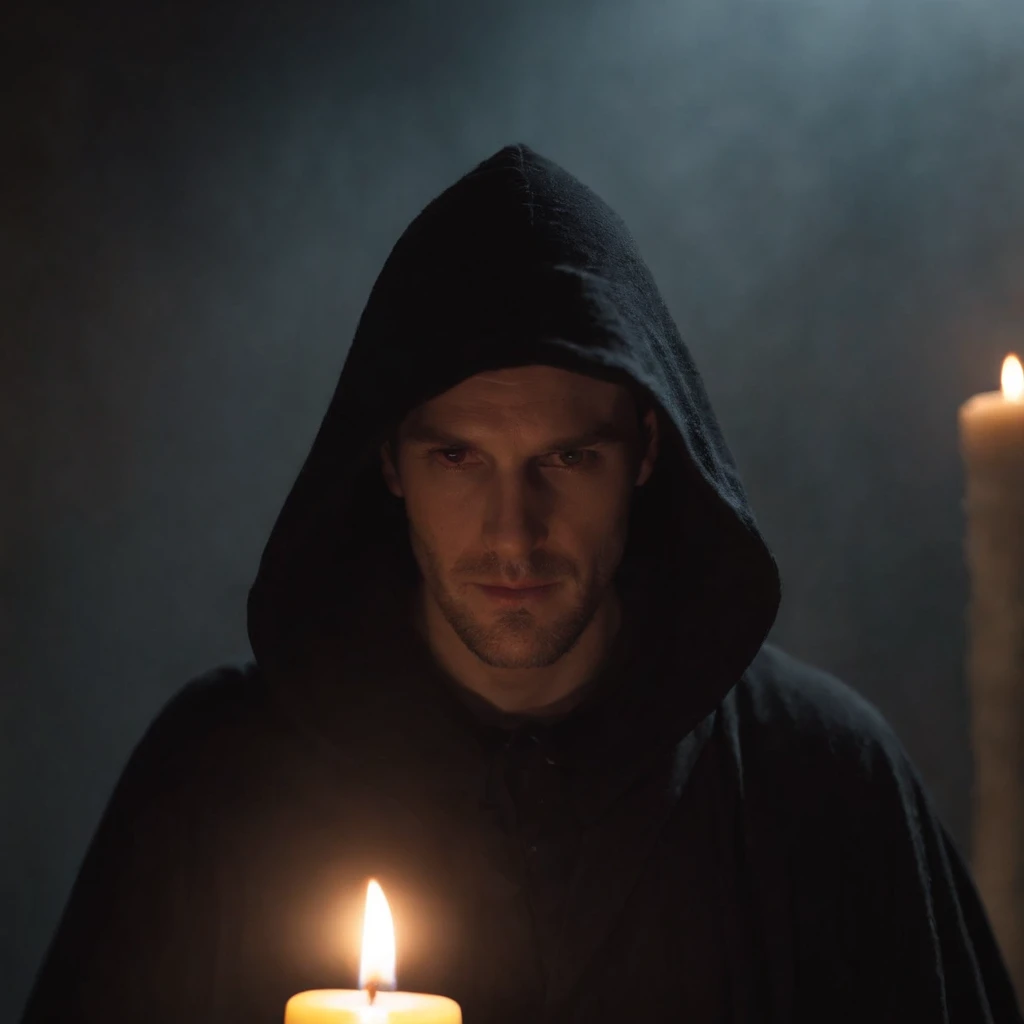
{"left": 285, "top": 880, "right": 462, "bottom": 1024}
{"left": 959, "top": 353, "right": 1024, "bottom": 999}
{"left": 285, "top": 990, "right": 460, "bottom": 1024}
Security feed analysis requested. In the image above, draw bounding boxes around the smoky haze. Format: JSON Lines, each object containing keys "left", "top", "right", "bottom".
{"left": 5, "top": 0, "right": 1024, "bottom": 1017}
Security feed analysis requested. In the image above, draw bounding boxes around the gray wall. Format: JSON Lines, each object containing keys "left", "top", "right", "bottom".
{"left": 6, "top": 0, "right": 1024, "bottom": 1016}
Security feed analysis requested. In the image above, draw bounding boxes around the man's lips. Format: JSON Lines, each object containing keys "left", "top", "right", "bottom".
{"left": 478, "top": 581, "right": 553, "bottom": 590}
{"left": 475, "top": 582, "right": 559, "bottom": 601}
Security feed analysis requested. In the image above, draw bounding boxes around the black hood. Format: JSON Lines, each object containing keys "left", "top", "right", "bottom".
{"left": 247, "top": 143, "right": 780, "bottom": 764}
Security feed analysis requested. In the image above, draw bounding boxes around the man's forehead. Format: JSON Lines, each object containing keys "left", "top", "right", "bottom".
{"left": 436, "top": 366, "right": 628, "bottom": 406}
{"left": 407, "top": 387, "right": 620, "bottom": 428}
{"left": 400, "top": 398, "right": 640, "bottom": 452}
{"left": 398, "top": 366, "right": 640, "bottom": 437}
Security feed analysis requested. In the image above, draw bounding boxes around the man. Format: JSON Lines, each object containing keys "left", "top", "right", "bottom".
{"left": 22, "top": 144, "right": 1020, "bottom": 1023}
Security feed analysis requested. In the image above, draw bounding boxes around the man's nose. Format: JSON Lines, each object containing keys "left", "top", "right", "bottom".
{"left": 481, "top": 476, "right": 551, "bottom": 558}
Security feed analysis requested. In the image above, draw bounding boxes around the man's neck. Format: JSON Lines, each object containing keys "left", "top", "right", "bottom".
{"left": 414, "top": 584, "right": 622, "bottom": 717}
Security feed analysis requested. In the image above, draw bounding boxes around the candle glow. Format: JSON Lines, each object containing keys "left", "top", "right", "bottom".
{"left": 284, "top": 880, "right": 461, "bottom": 1023}
{"left": 1001, "top": 354, "right": 1023, "bottom": 401}
{"left": 359, "top": 880, "right": 397, "bottom": 997}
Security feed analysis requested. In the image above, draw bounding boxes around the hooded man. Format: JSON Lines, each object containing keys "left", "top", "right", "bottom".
{"left": 21, "top": 143, "right": 1021, "bottom": 1024}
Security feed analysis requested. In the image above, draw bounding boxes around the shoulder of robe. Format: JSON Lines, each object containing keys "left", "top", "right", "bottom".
{"left": 123, "top": 663, "right": 270, "bottom": 788}
{"left": 731, "top": 643, "right": 913, "bottom": 793}
{"left": 153, "top": 662, "right": 266, "bottom": 736}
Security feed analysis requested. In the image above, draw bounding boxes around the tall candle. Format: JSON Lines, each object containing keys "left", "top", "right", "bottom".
{"left": 285, "top": 880, "right": 462, "bottom": 1024}
{"left": 959, "top": 353, "right": 1024, "bottom": 998}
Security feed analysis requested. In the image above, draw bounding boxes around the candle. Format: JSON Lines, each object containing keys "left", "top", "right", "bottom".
{"left": 285, "top": 880, "right": 462, "bottom": 1024}
{"left": 959, "top": 353, "right": 1024, "bottom": 999}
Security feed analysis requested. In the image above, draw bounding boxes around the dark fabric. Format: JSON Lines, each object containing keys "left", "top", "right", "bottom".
{"left": 22, "top": 143, "right": 1020, "bottom": 1024}
{"left": 419, "top": 579, "right": 638, "bottom": 986}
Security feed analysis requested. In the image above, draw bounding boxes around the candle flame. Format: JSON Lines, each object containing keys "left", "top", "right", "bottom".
{"left": 1002, "top": 354, "right": 1023, "bottom": 401}
{"left": 359, "top": 879, "right": 396, "bottom": 996}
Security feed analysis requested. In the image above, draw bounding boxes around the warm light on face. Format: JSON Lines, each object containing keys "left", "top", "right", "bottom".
{"left": 358, "top": 879, "right": 396, "bottom": 992}
{"left": 1001, "top": 354, "right": 1023, "bottom": 401}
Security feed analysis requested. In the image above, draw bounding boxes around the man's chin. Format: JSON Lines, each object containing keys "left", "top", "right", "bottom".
{"left": 465, "top": 642, "right": 564, "bottom": 671}
{"left": 455, "top": 616, "right": 577, "bottom": 666}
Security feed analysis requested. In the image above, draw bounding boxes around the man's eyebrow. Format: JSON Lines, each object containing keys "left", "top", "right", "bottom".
{"left": 402, "top": 420, "right": 632, "bottom": 449}
{"left": 546, "top": 422, "right": 634, "bottom": 449}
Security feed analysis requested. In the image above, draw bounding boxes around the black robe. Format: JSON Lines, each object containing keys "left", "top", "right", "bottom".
{"left": 21, "top": 143, "right": 1021, "bottom": 1023}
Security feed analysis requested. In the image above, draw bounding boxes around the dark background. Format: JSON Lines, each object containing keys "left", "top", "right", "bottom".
{"left": 5, "top": 0, "right": 1024, "bottom": 1017}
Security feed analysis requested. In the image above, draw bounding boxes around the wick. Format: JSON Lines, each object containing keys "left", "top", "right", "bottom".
{"left": 366, "top": 980, "right": 379, "bottom": 1006}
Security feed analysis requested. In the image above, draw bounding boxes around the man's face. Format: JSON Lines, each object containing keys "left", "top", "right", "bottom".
{"left": 380, "top": 365, "right": 658, "bottom": 671}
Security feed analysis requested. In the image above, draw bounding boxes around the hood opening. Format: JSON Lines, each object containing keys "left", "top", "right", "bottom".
{"left": 247, "top": 143, "right": 781, "bottom": 751}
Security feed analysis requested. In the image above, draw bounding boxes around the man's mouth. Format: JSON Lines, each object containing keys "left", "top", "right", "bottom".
{"left": 476, "top": 582, "right": 558, "bottom": 602}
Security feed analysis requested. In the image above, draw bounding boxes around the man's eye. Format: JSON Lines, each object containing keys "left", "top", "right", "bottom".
{"left": 435, "top": 447, "right": 470, "bottom": 466}
{"left": 428, "top": 447, "right": 597, "bottom": 471}
{"left": 556, "top": 450, "right": 587, "bottom": 468}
